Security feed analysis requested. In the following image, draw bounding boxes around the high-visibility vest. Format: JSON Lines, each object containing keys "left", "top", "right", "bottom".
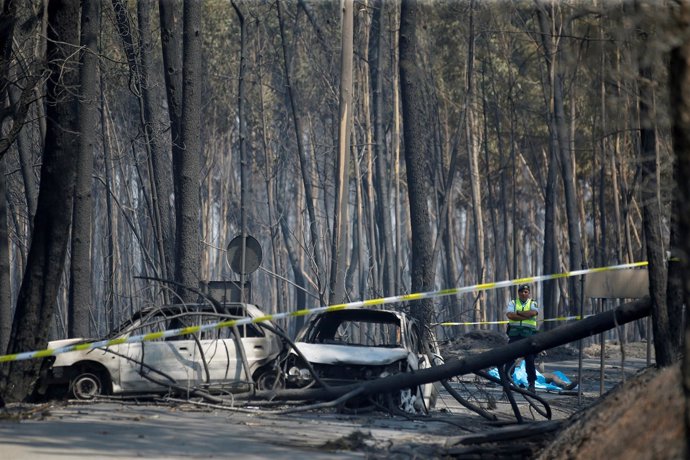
{"left": 508, "top": 298, "right": 537, "bottom": 329}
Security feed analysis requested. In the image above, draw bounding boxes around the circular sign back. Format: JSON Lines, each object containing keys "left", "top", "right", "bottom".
{"left": 226, "top": 235, "right": 262, "bottom": 275}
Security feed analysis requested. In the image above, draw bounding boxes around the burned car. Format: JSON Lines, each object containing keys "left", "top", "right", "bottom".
{"left": 286, "top": 308, "right": 443, "bottom": 413}
{"left": 37, "top": 303, "right": 283, "bottom": 400}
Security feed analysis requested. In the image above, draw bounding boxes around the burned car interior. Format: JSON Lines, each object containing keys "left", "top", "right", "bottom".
{"left": 303, "top": 309, "right": 405, "bottom": 348}
{"left": 286, "top": 308, "right": 441, "bottom": 414}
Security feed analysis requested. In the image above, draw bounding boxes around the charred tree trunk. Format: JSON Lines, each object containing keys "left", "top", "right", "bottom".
{"left": 112, "top": 0, "right": 171, "bottom": 285}
{"left": 69, "top": 0, "right": 101, "bottom": 339}
{"left": 277, "top": 195, "right": 308, "bottom": 336}
{"left": 668, "top": 5, "right": 690, "bottom": 448}
{"left": 257, "top": 51, "right": 283, "bottom": 311}
{"left": 0, "top": 1, "right": 42, "bottom": 161}
{"left": 159, "top": 0, "right": 184, "bottom": 271}
{"left": 138, "top": 0, "right": 174, "bottom": 284}
{"left": 0, "top": 0, "right": 80, "bottom": 403}
{"left": 231, "top": 0, "right": 250, "bottom": 301}
{"left": 7, "top": 84, "right": 38, "bottom": 225}
{"left": 369, "top": 0, "right": 395, "bottom": 297}
{"left": 328, "top": 0, "right": 353, "bottom": 305}
{"left": 0, "top": 156, "right": 9, "bottom": 353}
{"left": 277, "top": 1, "right": 326, "bottom": 303}
{"left": 542, "top": 144, "right": 559, "bottom": 326}
{"left": 536, "top": 8, "right": 555, "bottom": 309}
{"left": 400, "top": 0, "right": 434, "bottom": 331}
{"left": 536, "top": 2, "right": 583, "bottom": 316}
{"left": 173, "top": 0, "right": 202, "bottom": 304}
{"left": 465, "top": 1, "right": 485, "bottom": 324}
{"left": 637, "top": 28, "right": 674, "bottom": 366}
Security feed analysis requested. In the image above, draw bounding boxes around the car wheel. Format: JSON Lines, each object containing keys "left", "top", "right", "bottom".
{"left": 255, "top": 368, "right": 285, "bottom": 390}
{"left": 398, "top": 387, "right": 426, "bottom": 414}
{"left": 70, "top": 372, "right": 103, "bottom": 400}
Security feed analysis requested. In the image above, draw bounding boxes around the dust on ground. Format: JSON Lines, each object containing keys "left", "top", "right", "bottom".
{"left": 440, "top": 331, "right": 683, "bottom": 460}
{"left": 0, "top": 331, "right": 683, "bottom": 459}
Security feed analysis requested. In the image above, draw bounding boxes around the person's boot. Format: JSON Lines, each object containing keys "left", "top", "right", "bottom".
{"left": 528, "top": 382, "right": 536, "bottom": 393}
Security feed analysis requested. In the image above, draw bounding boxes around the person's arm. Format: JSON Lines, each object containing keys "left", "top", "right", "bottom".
{"left": 506, "top": 310, "right": 536, "bottom": 320}
{"left": 524, "top": 300, "right": 539, "bottom": 318}
{"left": 505, "top": 300, "right": 517, "bottom": 320}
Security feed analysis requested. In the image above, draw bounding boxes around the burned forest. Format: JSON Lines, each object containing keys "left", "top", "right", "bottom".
{"left": 0, "top": 1, "right": 689, "bottom": 458}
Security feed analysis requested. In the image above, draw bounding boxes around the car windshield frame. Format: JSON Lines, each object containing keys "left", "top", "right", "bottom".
{"left": 300, "top": 309, "right": 409, "bottom": 349}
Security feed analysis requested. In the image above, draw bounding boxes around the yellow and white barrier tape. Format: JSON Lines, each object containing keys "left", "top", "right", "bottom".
{"left": 436, "top": 315, "right": 592, "bottom": 327}
{"left": 0, "top": 261, "right": 648, "bottom": 364}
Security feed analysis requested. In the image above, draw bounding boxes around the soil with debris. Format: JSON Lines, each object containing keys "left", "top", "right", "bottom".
{"left": 440, "top": 331, "right": 685, "bottom": 459}
{"left": 0, "top": 332, "right": 685, "bottom": 459}
{"left": 440, "top": 329, "right": 653, "bottom": 363}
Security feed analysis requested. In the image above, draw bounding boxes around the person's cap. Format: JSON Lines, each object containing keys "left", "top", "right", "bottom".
{"left": 518, "top": 284, "right": 530, "bottom": 292}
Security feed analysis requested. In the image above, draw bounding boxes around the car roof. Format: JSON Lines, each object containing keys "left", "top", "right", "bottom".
{"left": 108, "top": 302, "right": 270, "bottom": 337}
{"left": 132, "top": 302, "right": 264, "bottom": 318}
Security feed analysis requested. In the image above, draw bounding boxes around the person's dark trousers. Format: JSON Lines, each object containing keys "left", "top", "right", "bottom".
{"left": 508, "top": 334, "right": 536, "bottom": 386}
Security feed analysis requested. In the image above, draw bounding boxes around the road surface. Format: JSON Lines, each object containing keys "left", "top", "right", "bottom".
{"left": 0, "top": 357, "right": 650, "bottom": 459}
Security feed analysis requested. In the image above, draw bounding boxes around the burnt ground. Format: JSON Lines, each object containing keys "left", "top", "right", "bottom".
{"left": 440, "top": 331, "right": 686, "bottom": 459}
{"left": 0, "top": 333, "right": 686, "bottom": 459}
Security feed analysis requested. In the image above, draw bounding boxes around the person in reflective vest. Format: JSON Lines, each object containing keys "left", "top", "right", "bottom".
{"left": 505, "top": 283, "right": 540, "bottom": 392}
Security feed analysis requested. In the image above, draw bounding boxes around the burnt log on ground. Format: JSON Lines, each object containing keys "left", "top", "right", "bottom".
{"left": 243, "top": 296, "right": 652, "bottom": 403}
{"left": 444, "top": 420, "right": 564, "bottom": 458}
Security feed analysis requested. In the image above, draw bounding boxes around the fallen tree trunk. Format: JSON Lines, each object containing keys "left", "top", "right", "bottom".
{"left": 245, "top": 296, "right": 652, "bottom": 402}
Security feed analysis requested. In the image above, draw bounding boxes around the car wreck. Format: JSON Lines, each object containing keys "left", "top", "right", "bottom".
{"left": 36, "top": 303, "right": 284, "bottom": 400}
{"left": 285, "top": 308, "right": 443, "bottom": 413}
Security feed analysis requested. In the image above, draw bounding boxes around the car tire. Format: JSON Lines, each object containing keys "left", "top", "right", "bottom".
{"left": 70, "top": 372, "right": 104, "bottom": 400}
{"left": 255, "top": 368, "right": 285, "bottom": 390}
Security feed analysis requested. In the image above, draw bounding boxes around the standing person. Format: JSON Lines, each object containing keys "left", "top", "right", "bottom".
{"left": 505, "top": 284, "right": 539, "bottom": 392}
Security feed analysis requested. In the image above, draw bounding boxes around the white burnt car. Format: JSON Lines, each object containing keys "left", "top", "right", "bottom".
{"left": 37, "top": 303, "right": 283, "bottom": 400}
{"left": 286, "top": 308, "right": 443, "bottom": 413}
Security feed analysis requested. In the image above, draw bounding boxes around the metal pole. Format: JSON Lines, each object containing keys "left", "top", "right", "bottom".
{"left": 238, "top": 3, "right": 248, "bottom": 305}
{"left": 599, "top": 298, "right": 605, "bottom": 396}
{"left": 646, "top": 315, "right": 652, "bottom": 366}
{"left": 577, "top": 269, "right": 585, "bottom": 404}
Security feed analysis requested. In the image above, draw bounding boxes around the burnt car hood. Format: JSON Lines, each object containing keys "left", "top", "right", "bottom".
{"left": 294, "top": 342, "right": 410, "bottom": 366}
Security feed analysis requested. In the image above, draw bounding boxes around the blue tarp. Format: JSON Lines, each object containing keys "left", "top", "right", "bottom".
{"left": 487, "top": 360, "right": 576, "bottom": 392}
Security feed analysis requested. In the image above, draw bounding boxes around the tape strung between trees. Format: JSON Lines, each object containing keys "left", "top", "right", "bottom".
{"left": 247, "top": 296, "right": 652, "bottom": 402}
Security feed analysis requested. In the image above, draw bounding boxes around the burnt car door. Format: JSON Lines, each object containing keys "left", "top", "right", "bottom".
{"left": 117, "top": 310, "right": 198, "bottom": 392}
{"left": 191, "top": 314, "right": 243, "bottom": 387}
{"left": 191, "top": 305, "right": 280, "bottom": 390}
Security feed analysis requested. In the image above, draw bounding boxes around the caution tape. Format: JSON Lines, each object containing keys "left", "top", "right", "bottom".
{"left": 0, "top": 261, "right": 648, "bottom": 364}
{"left": 436, "top": 315, "right": 590, "bottom": 327}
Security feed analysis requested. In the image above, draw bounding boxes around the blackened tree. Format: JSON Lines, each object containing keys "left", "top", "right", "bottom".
{"left": 400, "top": 0, "right": 435, "bottom": 331}
{"left": 1, "top": 0, "right": 80, "bottom": 403}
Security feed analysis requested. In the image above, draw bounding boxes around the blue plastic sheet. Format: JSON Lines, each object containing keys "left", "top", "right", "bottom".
{"left": 487, "top": 360, "right": 576, "bottom": 392}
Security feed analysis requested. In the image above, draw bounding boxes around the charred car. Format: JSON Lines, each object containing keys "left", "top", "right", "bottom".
{"left": 37, "top": 303, "right": 283, "bottom": 400}
{"left": 286, "top": 308, "right": 443, "bottom": 413}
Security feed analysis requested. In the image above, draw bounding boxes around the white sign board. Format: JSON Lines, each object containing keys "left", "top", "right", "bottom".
{"left": 583, "top": 269, "right": 649, "bottom": 299}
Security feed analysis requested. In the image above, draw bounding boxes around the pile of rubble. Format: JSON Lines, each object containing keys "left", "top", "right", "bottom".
{"left": 440, "top": 329, "right": 581, "bottom": 363}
